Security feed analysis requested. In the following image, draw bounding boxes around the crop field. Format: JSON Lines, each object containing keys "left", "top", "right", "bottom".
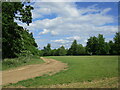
{"left": 4, "top": 56, "right": 118, "bottom": 88}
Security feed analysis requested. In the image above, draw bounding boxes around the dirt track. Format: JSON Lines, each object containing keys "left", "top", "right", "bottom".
{"left": 2, "top": 57, "right": 67, "bottom": 85}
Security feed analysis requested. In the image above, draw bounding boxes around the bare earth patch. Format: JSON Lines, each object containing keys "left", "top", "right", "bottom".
{"left": 2, "top": 57, "right": 67, "bottom": 85}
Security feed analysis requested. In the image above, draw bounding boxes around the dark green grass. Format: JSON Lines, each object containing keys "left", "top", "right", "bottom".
{"left": 4, "top": 56, "right": 118, "bottom": 87}
{"left": 2, "top": 55, "right": 44, "bottom": 71}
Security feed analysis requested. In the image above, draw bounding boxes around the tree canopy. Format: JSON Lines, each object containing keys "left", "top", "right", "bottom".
{"left": 86, "top": 33, "right": 119, "bottom": 55}
{"left": 114, "top": 32, "right": 120, "bottom": 55}
{"left": 2, "top": 2, "right": 39, "bottom": 59}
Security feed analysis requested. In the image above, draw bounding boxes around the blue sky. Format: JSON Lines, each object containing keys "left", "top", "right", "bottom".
{"left": 17, "top": 2, "right": 118, "bottom": 49}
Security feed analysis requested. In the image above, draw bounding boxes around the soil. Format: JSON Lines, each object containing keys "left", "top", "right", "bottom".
{"left": 2, "top": 57, "right": 67, "bottom": 85}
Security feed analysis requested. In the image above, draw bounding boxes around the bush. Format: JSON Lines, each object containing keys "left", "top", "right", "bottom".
{"left": 2, "top": 56, "right": 30, "bottom": 70}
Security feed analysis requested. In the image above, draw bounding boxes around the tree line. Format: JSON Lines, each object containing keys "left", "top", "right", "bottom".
{"left": 2, "top": 2, "right": 120, "bottom": 59}
{"left": 39, "top": 33, "right": 120, "bottom": 56}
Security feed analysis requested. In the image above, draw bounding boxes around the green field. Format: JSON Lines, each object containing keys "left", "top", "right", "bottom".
{"left": 5, "top": 56, "right": 118, "bottom": 88}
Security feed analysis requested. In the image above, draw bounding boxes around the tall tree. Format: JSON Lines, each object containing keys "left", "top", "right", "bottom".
{"left": 47, "top": 43, "right": 51, "bottom": 56}
{"left": 68, "top": 40, "right": 78, "bottom": 55}
{"left": 97, "top": 34, "right": 106, "bottom": 55}
{"left": 86, "top": 34, "right": 109, "bottom": 55}
{"left": 51, "top": 49, "right": 57, "bottom": 56}
{"left": 77, "top": 44, "right": 86, "bottom": 55}
{"left": 2, "top": 2, "right": 34, "bottom": 58}
{"left": 114, "top": 32, "right": 120, "bottom": 55}
{"left": 43, "top": 43, "right": 51, "bottom": 56}
{"left": 86, "top": 36, "right": 98, "bottom": 55}
{"left": 57, "top": 46, "right": 66, "bottom": 56}
{"left": 104, "top": 42, "right": 110, "bottom": 54}
{"left": 109, "top": 40, "right": 115, "bottom": 55}
{"left": 20, "top": 29, "right": 38, "bottom": 55}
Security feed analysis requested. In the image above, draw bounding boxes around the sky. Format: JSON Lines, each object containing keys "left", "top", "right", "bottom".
{"left": 16, "top": 1, "right": 118, "bottom": 49}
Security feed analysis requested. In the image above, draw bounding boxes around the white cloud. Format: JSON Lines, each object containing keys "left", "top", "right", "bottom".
{"left": 31, "top": 2, "right": 79, "bottom": 19}
{"left": 51, "top": 39, "right": 71, "bottom": 44}
{"left": 39, "top": 29, "right": 49, "bottom": 35}
{"left": 66, "top": 36, "right": 81, "bottom": 40}
{"left": 16, "top": 2, "right": 118, "bottom": 49}
{"left": 51, "top": 30, "right": 58, "bottom": 35}
{"left": 101, "top": 8, "right": 112, "bottom": 14}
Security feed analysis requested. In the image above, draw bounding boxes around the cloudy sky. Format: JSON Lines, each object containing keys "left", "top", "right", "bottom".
{"left": 17, "top": 1, "right": 118, "bottom": 49}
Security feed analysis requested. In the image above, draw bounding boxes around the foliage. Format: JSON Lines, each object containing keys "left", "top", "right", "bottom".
{"left": 97, "top": 34, "right": 106, "bottom": 54}
{"left": 77, "top": 44, "right": 86, "bottom": 55}
{"left": 43, "top": 43, "right": 52, "bottom": 56}
{"left": 67, "top": 40, "right": 86, "bottom": 55}
{"left": 51, "top": 49, "right": 57, "bottom": 56}
{"left": 57, "top": 46, "right": 67, "bottom": 56}
{"left": 86, "top": 34, "right": 111, "bottom": 55}
{"left": 19, "top": 29, "right": 38, "bottom": 56}
{"left": 68, "top": 40, "right": 78, "bottom": 55}
{"left": 108, "top": 40, "right": 116, "bottom": 55}
{"left": 113, "top": 32, "right": 120, "bottom": 55}
{"left": 2, "top": 55, "right": 44, "bottom": 70}
{"left": 86, "top": 36, "right": 99, "bottom": 55}
{"left": 104, "top": 42, "right": 110, "bottom": 54}
{"left": 2, "top": 2, "right": 39, "bottom": 59}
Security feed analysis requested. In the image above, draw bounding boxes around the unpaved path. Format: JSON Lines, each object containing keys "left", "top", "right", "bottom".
{"left": 2, "top": 57, "right": 67, "bottom": 85}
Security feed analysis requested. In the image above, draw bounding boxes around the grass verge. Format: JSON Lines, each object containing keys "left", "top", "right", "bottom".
{"left": 2, "top": 55, "right": 44, "bottom": 71}
{"left": 37, "top": 77, "right": 118, "bottom": 88}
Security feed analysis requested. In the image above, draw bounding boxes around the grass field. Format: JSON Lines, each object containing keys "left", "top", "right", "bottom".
{"left": 4, "top": 56, "right": 118, "bottom": 88}
{"left": 2, "top": 56, "right": 44, "bottom": 70}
